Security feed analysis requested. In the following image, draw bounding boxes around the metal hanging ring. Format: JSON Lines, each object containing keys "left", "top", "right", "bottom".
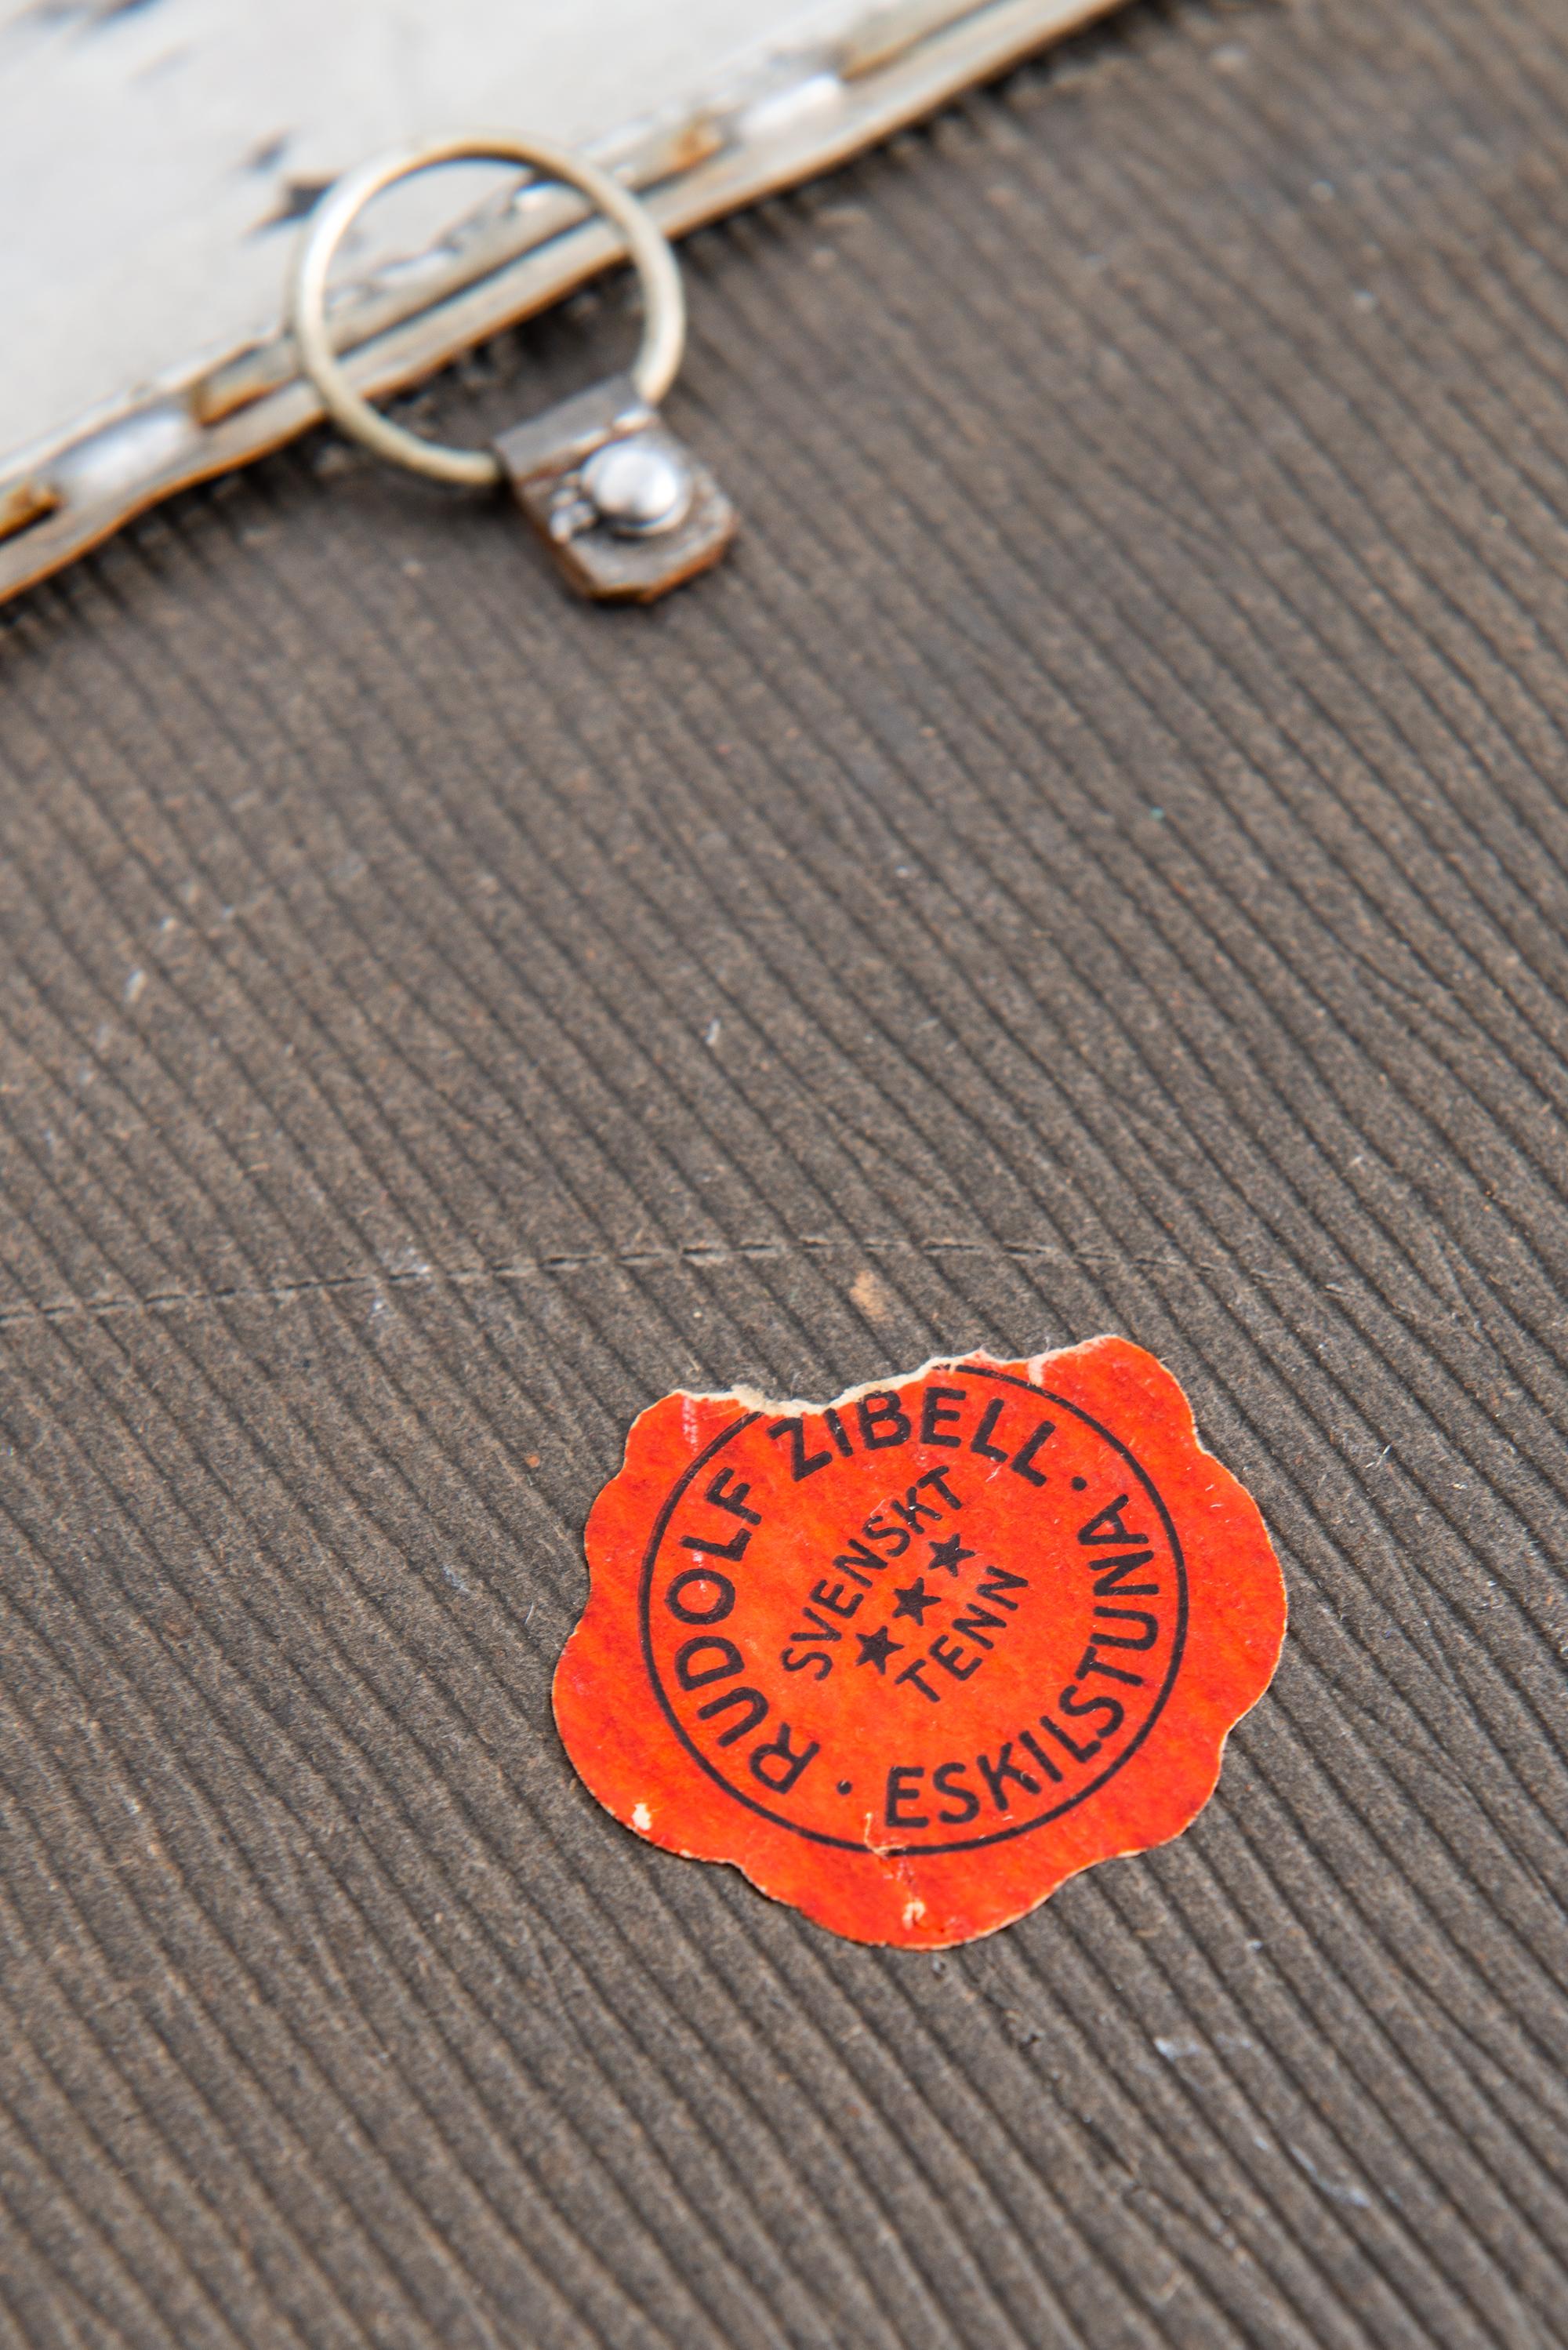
{"left": 289, "top": 133, "right": 687, "bottom": 489}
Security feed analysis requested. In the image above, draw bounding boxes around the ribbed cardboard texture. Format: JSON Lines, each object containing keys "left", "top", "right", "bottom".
{"left": 2, "top": 2, "right": 1564, "bottom": 2341}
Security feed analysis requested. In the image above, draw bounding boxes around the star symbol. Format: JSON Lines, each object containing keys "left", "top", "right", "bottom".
{"left": 892, "top": 1575, "right": 942, "bottom": 1625}
{"left": 927, "top": 1533, "right": 975, "bottom": 1578}
{"left": 855, "top": 1623, "right": 904, "bottom": 1673}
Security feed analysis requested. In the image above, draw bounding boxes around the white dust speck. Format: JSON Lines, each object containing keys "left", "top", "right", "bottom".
{"left": 123, "top": 968, "right": 146, "bottom": 1006}
{"left": 1154, "top": 2034, "right": 1203, "bottom": 2061}
{"left": 632, "top": 1802, "right": 653, "bottom": 1833}
{"left": 384, "top": 1244, "right": 431, "bottom": 1280}
{"left": 902, "top": 1897, "right": 926, "bottom": 1928}
{"left": 1291, "top": 2147, "right": 1371, "bottom": 2208}
{"left": 705, "top": 1018, "right": 721, "bottom": 1047}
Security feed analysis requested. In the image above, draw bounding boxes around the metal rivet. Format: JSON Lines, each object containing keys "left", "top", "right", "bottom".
{"left": 581, "top": 439, "right": 692, "bottom": 536}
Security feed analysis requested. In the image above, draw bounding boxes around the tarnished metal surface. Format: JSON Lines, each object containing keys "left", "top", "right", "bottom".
{"left": 496, "top": 377, "right": 736, "bottom": 603}
{"left": 0, "top": 0, "right": 1119, "bottom": 609}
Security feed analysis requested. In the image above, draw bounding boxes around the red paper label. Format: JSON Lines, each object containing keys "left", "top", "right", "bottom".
{"left": 554, "top": 1338, "right": 1286, "bottom": 1947}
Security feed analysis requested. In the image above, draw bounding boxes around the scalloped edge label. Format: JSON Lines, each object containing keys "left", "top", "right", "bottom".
{"left": 554, "top": 1338, "right": 1287, "bottom": 1947}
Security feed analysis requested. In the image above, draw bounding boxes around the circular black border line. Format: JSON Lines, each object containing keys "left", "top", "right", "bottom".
{"left": 636, "top": 1364, "right": 1191, "bottom": 1858}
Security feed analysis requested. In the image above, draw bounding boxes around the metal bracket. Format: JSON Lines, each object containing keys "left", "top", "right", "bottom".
{"left": 495, "top": 377, "right": 735, "bottom": 602}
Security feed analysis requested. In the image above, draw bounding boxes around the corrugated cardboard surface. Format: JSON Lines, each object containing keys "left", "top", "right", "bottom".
{"left": 2, "top": 2, "right": 1565, "bottom": 2344}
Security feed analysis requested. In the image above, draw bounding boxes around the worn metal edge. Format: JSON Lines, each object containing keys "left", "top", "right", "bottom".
{"left": 0, "top": 0, "right": 1121, "bottom": 609}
